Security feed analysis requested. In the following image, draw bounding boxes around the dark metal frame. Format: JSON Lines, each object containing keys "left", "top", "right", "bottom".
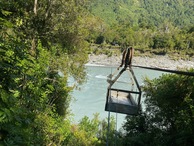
{"left": 105, "top": 67, "right": 142, "bottom": 115}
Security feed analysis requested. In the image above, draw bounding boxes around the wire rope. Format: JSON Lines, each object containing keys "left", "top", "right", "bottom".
{"left": 106, "top": 50, "right": 114, "bottom": 146}
{"left": 132, "top": 65, "right": 194, "bottom": 76}
{"left": 106, "top": 49, "right": 121, "bottom": 146}
{"left": 106, "top": 108, "right": 110, "bottom": 146}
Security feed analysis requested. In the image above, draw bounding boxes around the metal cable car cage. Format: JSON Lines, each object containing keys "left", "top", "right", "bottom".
{"left": 105, "top": 68, "right": 142, "bottom": 115}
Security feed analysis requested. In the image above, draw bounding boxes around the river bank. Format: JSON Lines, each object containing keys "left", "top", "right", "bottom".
{"left": 87, "top": 54, "right": 194, "bottom": 70}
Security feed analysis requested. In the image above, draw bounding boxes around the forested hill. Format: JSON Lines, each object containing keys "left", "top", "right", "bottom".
{"left": 89, "top": 0, "right": 194, "bottom": 28}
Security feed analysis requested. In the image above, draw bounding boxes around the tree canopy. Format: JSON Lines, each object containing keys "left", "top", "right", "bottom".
{"left": 86, "top": 0, "right": 194, "bottom": 57}
{"left": 0, "top": 0, "right": 89, "bottom": 145}
{"left": 89, "top": 0, "right": 194, "bottom": 27}
{"left": 122, "top": 71, "right": 194, "bottom": 146}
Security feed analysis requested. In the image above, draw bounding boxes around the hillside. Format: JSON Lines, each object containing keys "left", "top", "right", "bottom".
{"left": 89, "top": 0, "right": 194, "bottom": 28}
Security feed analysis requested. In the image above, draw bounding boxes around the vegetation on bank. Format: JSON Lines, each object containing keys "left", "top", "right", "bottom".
{"left": 86, "top": 0, "right": 194, "bottom": 59}
{"left": 89, "top": 43, "right": 194, "bottom": 61}
{"left": 0, "top": 0, "right": 194, "bottom": 145}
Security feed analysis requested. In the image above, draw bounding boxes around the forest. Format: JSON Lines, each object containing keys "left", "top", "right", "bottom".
{"left": 87, "top": 0, "right": 194, "bottom": 58}
{"left": 0, "top": 0, "right": 194, "bottom": 145}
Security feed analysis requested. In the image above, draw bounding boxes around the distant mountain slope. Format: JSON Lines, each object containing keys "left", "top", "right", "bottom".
{"left": 89, "top": 0, "right": 194, "bottom": 27}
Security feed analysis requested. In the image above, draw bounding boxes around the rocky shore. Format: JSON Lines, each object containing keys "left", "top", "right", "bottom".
{"left": 87, "top": 54, "right": 194, "bottom": 70}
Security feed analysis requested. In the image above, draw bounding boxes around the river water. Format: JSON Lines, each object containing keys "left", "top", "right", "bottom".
{"left": 69, "top": 65, "right": 164, "bottom": 128}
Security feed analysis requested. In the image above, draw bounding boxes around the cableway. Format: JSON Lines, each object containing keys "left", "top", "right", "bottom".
{"left": 105, "top": 47, "right": 194, "bottom": 146}
{"left": 105, "top": 64, "right": 194, "bottom": 146}
{"left": 132, "top": 65, "right": 194, "bottom": 76}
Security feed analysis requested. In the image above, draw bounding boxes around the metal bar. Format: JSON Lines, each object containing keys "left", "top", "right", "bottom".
{"left": 108, "top": 68, "right": 126, "bottom": 88}
{"left": 106, "top": 110, "right": 110, "bottom": 146}
{"left": 110, "top": 88, "right": 140, "bottom": 94}
{"left": 129, "top": 68, "right": 142, "bottom": 107}
{"left": 130, "top": 68, "right": 141, "bottom": 93}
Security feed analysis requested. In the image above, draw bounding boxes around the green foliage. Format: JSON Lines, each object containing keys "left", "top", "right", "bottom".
{"left": 122, "top": 70, "right": 194, "bottom": 146}
{"left": 89, "top": 0, "right": 194, "bottom": 27}
{"left": 66, "top": 114, "right": 122, "bottom": 146}
{"left": 79, "top": 114, "right": 100, "bottom": 137}
{"left": 98, "top": 115, "right": 123, "bottom": 146}
{"left": 67, "top": 114, "right": 101, "bottom": 146}
{"left": 122, "top": 112, "right": 153, "bottom": 146}
{"left": 87, "top": 0, "right": 194, "bottom": 56}
{"left": 0, "top": 0, "right": 89, "bottom": 145}
{"left": 0, "top": 34, "right": 72, "bottom": 144}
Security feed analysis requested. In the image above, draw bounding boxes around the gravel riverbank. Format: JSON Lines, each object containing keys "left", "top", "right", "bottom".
{"left": 87, "top": 54, "right": 194, "bottom": 70}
